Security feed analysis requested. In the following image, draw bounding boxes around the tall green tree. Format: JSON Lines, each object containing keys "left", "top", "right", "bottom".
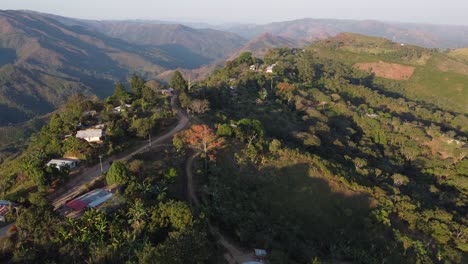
{"left": 236, "top": 51, "right": 253, "bottom": 65}
{"left": 106, "top": 161, "right": 130, "bottom": 185}
{"left": 130, "top": 74, "right": 146, "bottom": 98}
{"left": 112, "top": 82, "right": 131, "bottom": 104}
{"left": 297, "top": 50, "right": 318, "bottom": 83}
{"left": 170, "top": 71, "right": 187, "bottom": 92}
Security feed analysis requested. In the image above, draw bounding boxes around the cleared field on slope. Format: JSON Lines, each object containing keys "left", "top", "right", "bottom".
{"left": 354, "top": 61, "right": 415, "bottom": 80}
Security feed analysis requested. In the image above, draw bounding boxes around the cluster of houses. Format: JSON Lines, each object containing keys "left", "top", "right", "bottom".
{"left": 46, "top": 116, "right": 107, "bottom": 172}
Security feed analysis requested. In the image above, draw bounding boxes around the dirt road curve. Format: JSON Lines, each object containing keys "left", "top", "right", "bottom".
{"left": 51, "top": 95, "right": 189, "bottom": 209}
{"left": 0, "top": 223, "right": 13, "bottom": 238}
{"left": 185, "top": 153, "right": 255, "bottom": 264}
{"left": 0, "top": 96, "right": 189, "bottom": 239}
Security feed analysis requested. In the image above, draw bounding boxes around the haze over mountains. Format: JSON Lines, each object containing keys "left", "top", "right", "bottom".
{"left": 225, "top": 18, "right": 468, "bottom": 48}
{"left": 1, "top": 9, "right": 468, "bottom": 125}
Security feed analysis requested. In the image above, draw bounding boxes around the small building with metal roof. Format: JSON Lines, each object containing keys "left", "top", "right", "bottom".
{"left": 46, "top": 159, "right": 79, "bottom": 170}
{"left": 65, "top": 189, "right": 113, "bottom": 211}
{"left": 76, "top": 128, "right": 105, "bottom": 143}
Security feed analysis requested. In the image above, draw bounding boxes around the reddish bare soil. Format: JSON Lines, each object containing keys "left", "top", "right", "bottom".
{"left": 353, "top": 61, "right": 416, "bottom": 80}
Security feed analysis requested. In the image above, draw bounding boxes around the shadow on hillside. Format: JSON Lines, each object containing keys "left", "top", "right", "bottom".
{"left": 156, "top": 44, "right": 213, "bottom": 69}
{"left": 209, "top": 160, "right": 402, "bottom": 262}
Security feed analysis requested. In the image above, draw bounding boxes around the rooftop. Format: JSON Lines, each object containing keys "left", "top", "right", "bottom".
{"left": 66, "top": 189, "right": 113, "bottom": 211}
{"left": 76, "top": 128, "right": 105, "bottom": 139}
{"left": 46, "top": 159, "right": 78, "bottom": 167}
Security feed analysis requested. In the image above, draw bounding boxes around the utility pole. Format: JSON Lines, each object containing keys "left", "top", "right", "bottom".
{"left": 270, "top": 75, "right": 276, "bottom": 93}
{"left": 99, "top": 155, "right": 103, "bottom": 173}
{"left": 188, "top": 73, "right": 192, "bottom": 92}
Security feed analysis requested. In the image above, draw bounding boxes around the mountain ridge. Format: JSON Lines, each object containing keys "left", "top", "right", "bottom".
{"left": 225, "top": 18, "right": 468, "bottom": 48}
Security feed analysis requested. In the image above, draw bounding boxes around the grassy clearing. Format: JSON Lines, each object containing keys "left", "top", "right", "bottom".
{"left": 448, "top": 48, "right": 468, "bottom": 64}
{"left": 404, "top": 55, "right": 468, "bottom": 113}
{"left": 314, "top": 44, "right": 468, "bottom": 113}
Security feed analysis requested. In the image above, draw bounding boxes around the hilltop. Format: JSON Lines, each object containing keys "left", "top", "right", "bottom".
{"left": 228, "top": 32, "right": 304, "bottom": 60}
{"left": 310, "top": 33, "right": 468, "bottom": 113}
{"left": 448, "top": 48, "right": 468, "bottom": 63}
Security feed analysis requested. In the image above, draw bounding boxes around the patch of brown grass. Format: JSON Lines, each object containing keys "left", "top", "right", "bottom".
{"left": 436, "top": 57, "right": 468, "bottom": 75}
{"left": 353, "top": 61, "right": 415, "bottom": 80}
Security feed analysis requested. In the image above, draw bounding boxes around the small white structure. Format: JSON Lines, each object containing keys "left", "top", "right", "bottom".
{"left": 46, "top": 159, "right": 79, "bottom": 170}
{"left": 265, "top": 64, "right": 276, "bottom": 73}
{"left": 160, "top": 88, "right": 174, "bottom": 95}
{"left": 249, "top": 65, "right": 257, "bottom": 71}
{"left": 254, "top": 249, "right": 267, "bottom": 258}
{"left": 76, "top": 128, "right": 105, "bottom": 143}
{"left": 366, "top": 113, "right": 379, "bottom": 118}
{"left": 82, "top": 110, "right": 97, "bottom": 116}
{"left": 113, "top": 104, "right": 132, "bottom": 113}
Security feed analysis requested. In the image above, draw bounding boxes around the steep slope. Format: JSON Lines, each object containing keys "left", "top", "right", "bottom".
{"left": 448, "top": 48, "right": 468, "bottom": 63}
{"left": 90, "top": 22, "right": 247, "bottom": 62}
{"left": 229, "top": 33, "right": 304, "bottom": 60}
{"left": 37, "top": 13, "right": 247, "bottom": 62}
{"left": 312, "top": 33, "right": 468, "bottom": 113}
{"left": 227, "top": 18, "right": 468, "bottom": 49}
{"left": 0, "top": 10, "right": 190, "bottom": 125}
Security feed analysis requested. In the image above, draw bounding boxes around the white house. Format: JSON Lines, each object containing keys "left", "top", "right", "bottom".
{"left": 46, "top": 159, "right": 79, "bottom": 170}
{"left": 113, "top": 104, "right": 132, "bottom": 113}
{"left": 265, "top": 64, "right": 276, "bottom": 73}
{"left": 76, "top": 128, "right": 105, "bottom": 143}
{"left": 160, "top": 88, "right": 174, "bottom": 96}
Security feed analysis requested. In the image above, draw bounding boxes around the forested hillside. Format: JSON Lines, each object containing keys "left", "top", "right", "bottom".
{"left": 0, "top": 19, "right": 466, "bottom": 263}
{"left": 41, "top": 13, "right": 247, "bottom": 62}
{"left": 0, "top": 10, "right": 237, "bottom": 125}
{"left": 179, "top": 43, "right": 467, "bottom": 262}
{"left": 228, "top": 32, "right": 303, "bottom": 60}
{"left": 0, "top": 75, "right": 217, "bottom": 263}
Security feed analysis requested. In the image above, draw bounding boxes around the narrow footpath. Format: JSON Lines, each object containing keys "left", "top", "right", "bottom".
{"left": 185, "top": 153, "right": 256, "bottom": 264}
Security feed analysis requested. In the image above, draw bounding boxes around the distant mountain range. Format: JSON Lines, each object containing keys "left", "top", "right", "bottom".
{"left": 224, "top": 18, "right": 468, "bottom": 49}
{"left": 0, "top": 10, "right": 246, "bottom": 124}
{"left": 1, "top": 10, "right": 468, "bottom": 124}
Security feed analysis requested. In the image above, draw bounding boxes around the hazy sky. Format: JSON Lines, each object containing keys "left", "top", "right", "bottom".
{"left": 2, "top": 0, "right": 467, "bottom": 25}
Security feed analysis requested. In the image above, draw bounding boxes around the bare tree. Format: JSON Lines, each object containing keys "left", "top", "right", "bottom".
{"left": 189, "top": 99, "right": 210, "bottom": 114}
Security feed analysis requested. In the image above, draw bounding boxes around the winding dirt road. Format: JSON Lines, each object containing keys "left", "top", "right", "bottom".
{"left": 2, "top": 95, "right": 257, "bottom": 263}
{"left": 0, "top": 96, "right": 189, "bottom": 238}
{"left": 51, "top": 95, "right": 189, "bottom": 209}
